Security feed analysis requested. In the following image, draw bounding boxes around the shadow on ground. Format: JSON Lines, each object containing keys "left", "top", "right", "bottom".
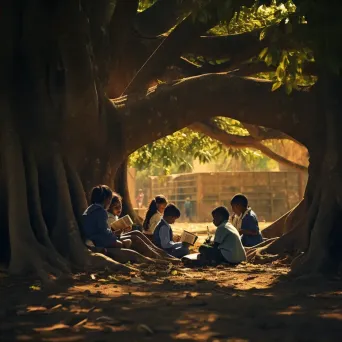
{"left": 1, "top": 264, "right": 342, "bottom": 342}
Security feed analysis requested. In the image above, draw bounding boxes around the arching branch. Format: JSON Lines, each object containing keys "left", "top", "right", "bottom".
{"left": 172, "top": 57, "right": 316, "bottom": 79}
{"left": 134, "top": 0, "right": 194, "bottom": 37}
{"left": 123, "top": 0, "right": 229, "bottom": 93}
{"left": 183, "top": 21, "right": 309, "bottom": 61}
{"left": 190, "top": 120, "right": 308, "bottom": 172}
{"left": 112, "top": 73, "right": 314, "bottom": 155}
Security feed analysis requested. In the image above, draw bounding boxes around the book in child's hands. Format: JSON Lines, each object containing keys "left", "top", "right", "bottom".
{"left": 110, "top": 215, "right": 133, "bottom": 232}
{"left": 180, "top": 230, "right": 198, "bottom": 245}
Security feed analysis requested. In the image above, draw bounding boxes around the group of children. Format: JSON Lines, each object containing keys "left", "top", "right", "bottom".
{"left": 82, "top": 185, "right": 264, "bottom": 266}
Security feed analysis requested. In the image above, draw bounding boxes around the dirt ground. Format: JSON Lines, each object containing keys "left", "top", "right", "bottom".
{"left": 1, "top": 223, "right": 342, "bottom": 342}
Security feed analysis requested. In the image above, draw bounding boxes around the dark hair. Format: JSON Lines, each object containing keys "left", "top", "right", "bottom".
{"left": 231, "top": 194, "right": 248, "bottom": 208}
{"left": 90, "top": 185, "right": 113, "bottom": 205}
{"left": 109, "top": 192, "right": 122, "bottom": 211}
{"left": 143, "top": 195, "right": 167, "bottom": 231}
{"left": 164, "top": 203, "right": 181, "bottom": 218}
{"left": 212, "top": 206, "right": 230, "bottom": 220}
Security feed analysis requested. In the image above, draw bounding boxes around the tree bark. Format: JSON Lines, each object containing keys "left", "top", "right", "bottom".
{"left": 134, "top": 0, "right": 194, "bottom": 37}
{"left": 113, "top": 74, "right": 314, "bottom": 156}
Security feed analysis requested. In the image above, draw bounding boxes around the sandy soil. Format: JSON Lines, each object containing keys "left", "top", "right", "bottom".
{"left": 1, "top": 222, "right": 342, "bottom": 342}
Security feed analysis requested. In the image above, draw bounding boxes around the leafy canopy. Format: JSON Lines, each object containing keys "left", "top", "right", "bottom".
{"left": 131, "top": 0, "right": 311, "bottom": 174}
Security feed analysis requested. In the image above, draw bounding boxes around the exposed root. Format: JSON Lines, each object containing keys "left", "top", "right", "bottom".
{"left": 24, "top": 147, "right": 70, "bottom": 273}
{"left": 262, "top": 199, "right": 304, "bottom": 239}
{"left": 88, "top": 252, "right": 136, "bottom": 274}
{"left": 291, "top": 187, "right": 336, "bottom": 276}
{"left": 64, "top": 160, "right": 88, "bottom": 228}
{"left": 1, "top": 119, "right": 69, "bottom": 282}
{"left": 50, "top": 151, "right": 88, "bottom": 267}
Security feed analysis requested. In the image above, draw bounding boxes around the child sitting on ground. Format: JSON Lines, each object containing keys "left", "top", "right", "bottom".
{"left": 199, "top": 206, "right": 246, "bottom": 265}
{"left": 143, "top": 195, "right": 168, "bottom": 235}
{"left": 82, "top": 185, "right": 132, "bottom": 250}
{"left": 107, "top": 193, "right": 177, "bottom": 261}
{"left": 153, "top": 204, "right": 190, "bottom": 258}
{"left": 82, "top": 185, "right": 178, "bottom": 264}
{"left": 107, "top": 193, "right": 131, "bottom": 235}
{"left": 230, "top": 194, "right": 263, "bottom": 247}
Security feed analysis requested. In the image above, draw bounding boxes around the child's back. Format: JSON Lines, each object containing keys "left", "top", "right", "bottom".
{"left": 240, "top": 208, "right": 263, "bottom": 247}
{"left": 82, "top": 203, "right": 117, "bottom": 248}
{"left": 215, "top": 221, "right": 246, "bottom": 264}
{"left": 231, "top": 194, "right": 263, "bottom": 247}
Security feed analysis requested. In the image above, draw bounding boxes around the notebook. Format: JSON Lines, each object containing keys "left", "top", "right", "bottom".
{"left": 110, "top": 215, "right": 133, "bottom": 232}
{"left": 180, "top": 230, "right": 198, "bottom": 245}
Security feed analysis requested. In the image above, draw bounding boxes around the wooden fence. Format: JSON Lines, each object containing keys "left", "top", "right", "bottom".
{"left": 150, "top": 171, "right": 307, "bottom": 222}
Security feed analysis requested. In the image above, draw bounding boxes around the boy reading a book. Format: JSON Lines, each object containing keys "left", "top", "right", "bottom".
{"left": 153, "top": 204, "right": 190, "bottom": 258}
{"left": 230, "top": 194, "right": 263, "bottom": 247}
{"left": 199, "top": 206, "right": 246, "bottom": 265}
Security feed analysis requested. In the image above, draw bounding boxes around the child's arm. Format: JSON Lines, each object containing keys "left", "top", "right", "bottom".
{"left": 96, "top": 211, "right": 118, "bottom": 247}
{"left": 159, "top": 225, "right": 180, "bottom": 249}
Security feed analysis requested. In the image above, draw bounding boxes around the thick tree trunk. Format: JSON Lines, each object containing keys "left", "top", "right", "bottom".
{"left": 114, "top": 159, "right": 142, "bottom": 224}
{"left": 290, "top": 76, "right": 342, "bottom": 275}
{"left": 247, "top": 77, "right": 342, "bottom": 275}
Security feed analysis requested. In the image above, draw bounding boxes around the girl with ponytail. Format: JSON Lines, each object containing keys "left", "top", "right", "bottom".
{"left": 143, "top": 195, "right": 167, "bottom": 234}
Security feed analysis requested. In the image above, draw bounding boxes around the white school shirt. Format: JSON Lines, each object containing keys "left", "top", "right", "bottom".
{"left": 214, "top": 220, "right": 247, "bottom": 264}
{"left": 145, "top": 211, "right": 163, "bottom": 235}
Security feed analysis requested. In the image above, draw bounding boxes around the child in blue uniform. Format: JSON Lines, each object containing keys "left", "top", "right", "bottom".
{"left": 231, "top": 194, "right": 263, "bottom": 247}
{"left": 153, "top": 204, "right": 189, "bottom": 258}
{"left": 82, "top": 185, "right": 132, "bottom": 249}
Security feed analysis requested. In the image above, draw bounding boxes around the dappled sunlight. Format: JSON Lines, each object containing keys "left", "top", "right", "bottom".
{"left": 1, "top": 264, "right": 342, "bottom": 341}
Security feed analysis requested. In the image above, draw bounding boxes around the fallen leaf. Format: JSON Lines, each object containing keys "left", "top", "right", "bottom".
{"left": 96, "top": 316, "right": 122, "bottom": 325}
{"left": 137, "top": 324, "right": 154, "bottom": 335}
{"left": 50, "top": 304, "right": 63, "bottom": 311}
{"left": 74, "top": 318, "right": 88, "bottom": 327}
{"left": 29, "top": 285, "right": 41, "bottom": 291}
{"left": 130, "top": 277, "right": 146, "bottom": 284}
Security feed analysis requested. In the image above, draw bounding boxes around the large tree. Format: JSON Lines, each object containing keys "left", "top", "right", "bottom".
{"left": 0, "top": 0, "right": 338, "bottom": 280}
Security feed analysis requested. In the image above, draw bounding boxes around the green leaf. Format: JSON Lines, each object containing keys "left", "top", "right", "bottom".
{"left": 276, "top": 65, "right": 285, "bottom": 81}
{"left": 272, "top": 81, "right": 282, "bottom": 91}
{"left": 260, "top": 27, "right": 267, "bottom": 40}
{"left": 265, "top": 53, "right": 273, "bottom": 66}
{"left": 259, "top": 47, "right": 268, "bottom": 59}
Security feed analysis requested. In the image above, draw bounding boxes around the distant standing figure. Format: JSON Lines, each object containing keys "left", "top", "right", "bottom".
{"left": 184, "top": 197, "right": 192, "bottom": 222}
{"left": 230, "top": 194, "right": 263, "bottom": 247}
{"left": 136, "top": 189, "right": 144, "bottom": 208}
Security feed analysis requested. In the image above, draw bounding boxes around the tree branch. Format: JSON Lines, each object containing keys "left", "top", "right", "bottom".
{"left": 108, "top": 0, "right": 139, "bottom": 55}
{"left": 172, "top": 58, "right": 316, "bottom": 79}
{"left": 112, "top": 73, "right": 314, "bottom": 155}
{"left": 123, "top": 0, "right": 230, "bottom": 93}
{"left": 243, "top": 123, "right": 288, "bottom": 140}
{"left": 134, "top": 0, "right": 194, "bottom": 37}
{"left": 183, "top": 22, "right": 309, "bottom": 62}
{"left": 190, "top": 120, "right": 308, "bottom": 172}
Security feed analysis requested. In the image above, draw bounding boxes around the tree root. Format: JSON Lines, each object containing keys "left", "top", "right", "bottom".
{"left": 24, "top": 147, "right": 70, "bottom": 273}
{"left": 50, "top": 151, "right": 89, "bottom": 266}
{"left": 88, "top": 252, "right": 136, "bottom": 274}
{"left": 262, "top": 199, "right": 304, "bottom": 239}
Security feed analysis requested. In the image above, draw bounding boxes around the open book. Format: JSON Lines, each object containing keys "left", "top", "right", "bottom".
{"left": 110, "top": 215, "right": 133, "bottom": 232}
{"left": 180, "top": 230, "right": 198, "bottom": 245}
